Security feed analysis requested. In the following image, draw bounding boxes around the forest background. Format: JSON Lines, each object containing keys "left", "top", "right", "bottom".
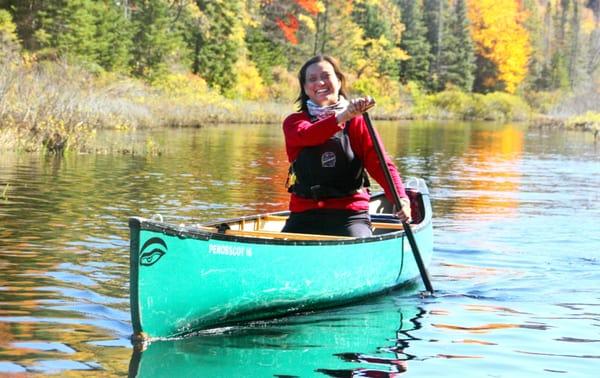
{"left": 1, "top": 0, "right": 599, "bottom": 153}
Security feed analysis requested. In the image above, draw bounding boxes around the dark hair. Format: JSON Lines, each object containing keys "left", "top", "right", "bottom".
{"left": 295, "top": 55, "right": 348, "bottom": 113}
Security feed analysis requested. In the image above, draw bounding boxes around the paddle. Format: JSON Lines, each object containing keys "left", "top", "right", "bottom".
{"left": 362, "top": 112, "right": 434, "bottom": 294}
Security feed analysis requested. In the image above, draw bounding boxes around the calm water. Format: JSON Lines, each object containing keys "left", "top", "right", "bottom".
{"left": 1, "top": 121, "right": 599, "bottom": 377}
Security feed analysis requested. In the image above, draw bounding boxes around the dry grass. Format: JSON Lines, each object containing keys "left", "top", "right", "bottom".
{"left": 0, "top": 58, "right": 291, "bottom": 153}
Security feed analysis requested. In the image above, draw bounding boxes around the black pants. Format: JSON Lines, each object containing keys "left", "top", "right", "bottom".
{"left": 282, "top": 209, "right": 372, "bottom": 237}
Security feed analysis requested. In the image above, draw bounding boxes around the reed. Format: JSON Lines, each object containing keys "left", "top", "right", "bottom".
{"left": 0, "top": 59, "right": 291, "bottom": 153}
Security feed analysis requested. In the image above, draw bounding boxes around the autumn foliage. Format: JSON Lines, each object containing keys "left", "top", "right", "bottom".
{"left": 276, "top": 13, "right": 300, "bottom": 45}
{"left": 467, "top": 0, "right": 531, "bottom": 93}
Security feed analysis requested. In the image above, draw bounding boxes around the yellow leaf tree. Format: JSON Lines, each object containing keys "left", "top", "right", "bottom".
{"left": 467, "top": 0, "right": 531, "bottom": 93}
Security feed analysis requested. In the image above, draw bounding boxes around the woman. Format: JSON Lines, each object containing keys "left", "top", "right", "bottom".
{"left": 282, "top": 55, "right": 411, "bottom": 237}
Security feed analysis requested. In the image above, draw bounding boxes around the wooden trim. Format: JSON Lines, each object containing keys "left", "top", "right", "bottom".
{"left": 261, "top": 216, "right": 403, "bottom": 231}
{"left": 196, "top": 226, "right": 353, "bottom": 241}
{"left": 371, "top": 222, "right": 404, "bottom": 230}
{"left": 261, "top": 215, "right": 288, "bottom": 222}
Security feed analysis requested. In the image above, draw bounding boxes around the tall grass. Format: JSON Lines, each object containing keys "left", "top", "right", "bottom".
{"left": 0, "top": 57, "right": 291, "bottom": 153}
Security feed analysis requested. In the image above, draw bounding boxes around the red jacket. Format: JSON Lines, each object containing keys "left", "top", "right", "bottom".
{"left": 282, "top": 112, "right": 407, "bottom": 213}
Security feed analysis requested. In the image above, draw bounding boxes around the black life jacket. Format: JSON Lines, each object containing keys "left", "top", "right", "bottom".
{"left": 287, "top": 123, "right": 370, "bottom": 200}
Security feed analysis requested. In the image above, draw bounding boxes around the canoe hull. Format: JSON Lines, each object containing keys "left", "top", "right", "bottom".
{"left": 130, "top": 181, "right": 433, "bottom": 339}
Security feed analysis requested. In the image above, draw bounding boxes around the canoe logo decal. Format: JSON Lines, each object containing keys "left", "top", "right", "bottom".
{"left": 139, "top": 237, "right": 167, "bottom": 266}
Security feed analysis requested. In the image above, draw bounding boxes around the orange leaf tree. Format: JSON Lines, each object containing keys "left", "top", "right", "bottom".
{"left": 467, "top": 0, "right": 531, "bottom": 93}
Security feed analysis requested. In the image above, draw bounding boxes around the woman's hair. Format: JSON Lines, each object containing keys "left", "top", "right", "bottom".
{"left": 295, "top": 55, "right": 348, "bottom": 113}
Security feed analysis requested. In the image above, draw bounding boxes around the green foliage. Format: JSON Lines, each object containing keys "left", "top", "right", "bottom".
{"left": 352, "top": 0, "right": 405, "bottom": 80}
{"left": 439, "top": 0, "right": 475, "bottom": 91}
{"left": 245, "top": 27, "right": 288, "bottom": 84}
{"left": 351, "top": 73, "right": 402, "bottom": 114}
{"left": 0, "top": 9, "right": 19, "bottom": 62}
{"left": 94, "top": 2, "right": 132, "bottom": 73}
{"left": 413, "top": 89, "right": 531, "bottom": 121}
{"left": 566, "top": 111, "right": 600, "bottom": 131}
{"left": 229, "top": 57, "right": 267, "bottom": 100}
{"left": 265, "top": 66, "right": 297, "bottom": 102}
{"left": 0, "top": 9, "right": 17, "bottom": 40}
{"left": 131, "top": 0, "right": 186, "bottom": 80}
{"left": 193, "top": 0, "right": 243, "bottom": 92}
{"left": 35, "top": 0, "right": 98, "bottom": 63}
{"left": 397, "top": 0, "right": 431, "bottom": 87}
{"left": 429, "top": 88, "right": 482, "bottom": 119}
{"left": 523, "top": 90, "right": 562, "bottom": 113}
{"left": 478, "top": 92, "right": 532, "bottom": 121}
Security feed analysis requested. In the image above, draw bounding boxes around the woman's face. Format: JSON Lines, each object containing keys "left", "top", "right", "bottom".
{"left": 303, "top": 61, "right": 341, "bottom": 106}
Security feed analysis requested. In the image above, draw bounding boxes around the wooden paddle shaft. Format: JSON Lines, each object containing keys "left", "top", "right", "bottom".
{"left": 362, "top": 112, "right": 434, "bottom": 294}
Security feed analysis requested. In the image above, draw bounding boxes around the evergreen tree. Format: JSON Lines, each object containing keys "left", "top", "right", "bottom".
{"left": 351, "top": 0, "right": 404, "bottom": 80}
{"left": 397, "top": 0, "right": 431, "bottom": 87}
{"left": 130, "top": 0, "right": 184, "bottom": 80}
{"left": 439, "top": 0, "right": 475, "bottom": 91}
{"left": 245, "top": 26, "right": 288, "bottom": 84}
{"left": 0, "top": 8, "right": 20, "bottom": 62}
{"left": 312, "top": 0, "right": 364, "bottom": 69}
{"left": 567, "top": 0, "right": 586, "bottom": 89}
{"left": 34, "top": 0, "right": 98, "bottom": 64}
{"left": 423, "top": 0, "right": 445, "bottom": 90}
{"left": 0, "top": 0, "right": 44, "bottom": 50}
{"left": 193, "top": 0, "right": 242, "bottom": 92}
{"left": 94, "top": 1, "right": 132, "bottom": 73}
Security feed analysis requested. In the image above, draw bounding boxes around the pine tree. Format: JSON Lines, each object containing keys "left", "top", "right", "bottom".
{"left": 397, "top": 0, "right": 431, "bottom": 86}
{"left": 94, "top": 1, "right": 132, "bottom": 73}
{"left": 423, "top": 0, "right": 445, "bottom": 90}
{"left": 130, "top": 0, "right": 184, "bottom": 80}
{"left": 439, "top": 0, "right": 475, "bottom": 91}
{"left": 245, "top": 26, "right": 288, "bottom": 84}
{"left": 351, "top": 0, "right": 405, "bottom": 80}
{"left": 192, "top": 0, "right": 242, "bottom": 92}
{"left": 34, "top": 0, "right": 99, "bottom": 64}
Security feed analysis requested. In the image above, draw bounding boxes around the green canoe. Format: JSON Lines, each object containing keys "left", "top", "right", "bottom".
{"left": 129, "top": 178, "right": 433, "bottom": 340}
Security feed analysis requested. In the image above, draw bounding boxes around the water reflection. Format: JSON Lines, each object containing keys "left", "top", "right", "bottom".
{"left": 1, "top": 121, "right": 599, "bottom": 375}
{"left": 129, "top": 299, "right": 425, "bottom": 378}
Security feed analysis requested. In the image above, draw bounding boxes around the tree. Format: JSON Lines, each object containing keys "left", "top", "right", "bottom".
{"left": 397, "top": 0, "right": 431, "bottom": 87}
{"left": 93, "top": 1, "right": 132, "bottom": 72}
{"left": 0, "top": 8, "right": 20, "bottom": 62}
{"left": 192, "top": 0, "right": 243, "bottom": 92}
{"left": 423, "top": 0, "right": 445, "bottom": 89}
{"left": 439, "top": 0, "right": 475, "bottom": 91}
{"left": 467, "top": 0, "right": 531, "bottom": 93}
{"left": 245, "top": 26, "right": 288, "bottom": 84}
{"left": 351, "top": 0, "right": 406, "bottom": 80}
{"left": 130, "top": 0, "right": 185, "bottom": 80}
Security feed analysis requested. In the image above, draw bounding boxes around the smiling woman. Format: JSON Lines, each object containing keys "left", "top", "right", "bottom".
{"left": 281, "top": 55, "right": 412, "bottom": 237}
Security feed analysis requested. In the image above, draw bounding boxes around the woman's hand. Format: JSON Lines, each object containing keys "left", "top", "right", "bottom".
{"left": 395, "top": 197, "right": 412, "bottom": 223}
{"left": 336, "top": 96, "right": 375, "bottom": 124}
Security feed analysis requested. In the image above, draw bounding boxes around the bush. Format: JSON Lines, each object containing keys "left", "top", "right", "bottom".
{"left": 566, "top": 111, "right": 600, "bottom": 132}
{"left": 430, "top": 89, "right": 483, "bottom": 119}
{"left": 350, "top": 74, "right": 403, "bottom": 117}
{"left": 228, "top": 58, "right": 267, "bottom": 101}
{"left": 266, "top": 66, "right": 297, "bottom": 103}
{"left": 480, "top": 92, "right": 531, "bottom": 121}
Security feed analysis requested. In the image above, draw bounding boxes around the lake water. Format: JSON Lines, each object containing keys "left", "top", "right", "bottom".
{"left": 1, "top": 121, "right": 599, "bottom": 377}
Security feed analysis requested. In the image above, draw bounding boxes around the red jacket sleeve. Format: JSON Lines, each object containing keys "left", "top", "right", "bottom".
{"left": 282, "top": 112, "right": 343, "bottom": 162}
{"left": 348, "top": 115, "right": 407, "bottom": 203}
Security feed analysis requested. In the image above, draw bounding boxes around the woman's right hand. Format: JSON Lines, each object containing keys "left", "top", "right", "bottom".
{"left": 336, "top": 96, "right": 375, "bottom": 124}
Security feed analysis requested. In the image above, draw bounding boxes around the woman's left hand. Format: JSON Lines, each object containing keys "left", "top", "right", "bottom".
{"left": 395, "top": 197, "right": 412, "bottom": 223}
{"left": 336, "top": 96, "right": 375, "bottom": 124}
